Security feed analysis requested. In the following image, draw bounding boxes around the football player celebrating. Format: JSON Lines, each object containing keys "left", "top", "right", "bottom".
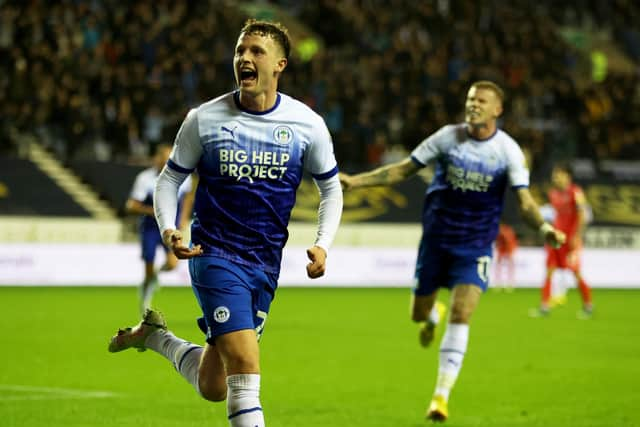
{"left": 341, "top": 81, "right": 564, "bottom": 421}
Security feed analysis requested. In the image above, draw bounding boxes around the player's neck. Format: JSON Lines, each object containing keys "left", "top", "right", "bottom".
{"left": 467, "top": 122, "right": 497, "bottom": 140}
{"left": 238, "top": 90, "right": 278, "bottom": 112}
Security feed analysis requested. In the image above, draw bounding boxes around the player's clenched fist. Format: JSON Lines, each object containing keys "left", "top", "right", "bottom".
{"left": 306, "top": 246, "right": 327, "bottom": 279}
{"left": 162, "top": 229, "right": 203, "bottom": 259}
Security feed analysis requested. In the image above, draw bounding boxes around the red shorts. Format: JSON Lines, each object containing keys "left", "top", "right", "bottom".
{"left": 546, "top": 244, "right": 581, "bottom": 271}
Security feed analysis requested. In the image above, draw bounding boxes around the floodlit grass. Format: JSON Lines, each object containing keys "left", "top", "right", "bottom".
{"left": 0, "top": 286, "right": 638, "bottom": 427}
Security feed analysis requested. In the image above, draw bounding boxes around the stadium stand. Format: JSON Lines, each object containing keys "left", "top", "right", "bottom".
{"left": 70, "top": 160, "right": 143, "bottom": 215}
{"left": 0, "top": 156, "right": 90, "bottom": 216}
{"left": 0, "top": 0, "right": 638, "bottom": 231}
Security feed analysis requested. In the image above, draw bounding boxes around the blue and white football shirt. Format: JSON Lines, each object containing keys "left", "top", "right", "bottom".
{"left": 130, "top": 168, "right": 192, "bottom": 233}
{"left": 411, "top": 124, "right": 529, "bottom": 248}
{"left": 167, "top": 91, "right": 339, "bottom": 274}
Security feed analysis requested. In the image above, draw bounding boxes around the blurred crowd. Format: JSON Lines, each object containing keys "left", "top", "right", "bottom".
{"left": 1, "top": 0, "right": 639, "bottom": 171}
{"left": 1, "top": 0, "right": 243, "bottom": 162}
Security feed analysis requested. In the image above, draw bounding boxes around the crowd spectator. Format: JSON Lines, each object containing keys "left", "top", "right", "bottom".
{"left": 1, "top": 0, "right": 638, "bottom": 169}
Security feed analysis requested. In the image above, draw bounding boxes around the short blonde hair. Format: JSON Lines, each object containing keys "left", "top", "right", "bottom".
{"left": 241, "top": 19, "right": 291, "bottom": 59}
{"left": 470, "top": 81, "right": 505, "bottom": 103}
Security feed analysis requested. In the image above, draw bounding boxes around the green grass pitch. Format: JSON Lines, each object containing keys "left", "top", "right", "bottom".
{"left": 0, "top": 286, "right": 638, "bottom": 427}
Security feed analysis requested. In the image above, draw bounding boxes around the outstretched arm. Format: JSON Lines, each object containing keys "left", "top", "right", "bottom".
{"left": 516, "top": 187, "right": 565, "bottom": 248}
{"left": 340, "top": 158, "right": 421, "bottom": 190}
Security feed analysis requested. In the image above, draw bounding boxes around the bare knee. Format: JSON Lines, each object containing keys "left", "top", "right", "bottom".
{"left": 449, "top": 304, "right": 473, "bottom": 324}
{"left": 225, "top": 353, "right": 259, "bottom": 374}
{"left": 198, "top": 377, "right": 227, "bottom": 402}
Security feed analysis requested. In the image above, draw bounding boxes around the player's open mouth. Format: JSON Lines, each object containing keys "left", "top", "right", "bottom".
{"left": 240, "top": 68, "right": 257, "bottom": 83}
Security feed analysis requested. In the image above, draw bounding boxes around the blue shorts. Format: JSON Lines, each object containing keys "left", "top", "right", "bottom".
{"left": 189, "top": 256, "right": 277, "bottom": 344}
{"left": 414, "top": 239, "right": 492, "bottom": 295}
{"left": 140, "top": 229, "right": 168, "bottom": 263}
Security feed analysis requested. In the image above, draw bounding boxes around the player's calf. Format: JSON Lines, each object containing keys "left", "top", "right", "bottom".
{"left": 419, "top": 302, "right": 447, "bottom": 348}
{"left": 198, "top": 349, "right": 228, "bottom": 402}
{"left": 199, "top": 380, "right": 227, "bottom": 402}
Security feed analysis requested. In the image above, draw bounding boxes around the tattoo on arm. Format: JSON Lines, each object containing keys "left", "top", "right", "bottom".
{"left": 353, "top": 159, "right": 420, "bottom": 187}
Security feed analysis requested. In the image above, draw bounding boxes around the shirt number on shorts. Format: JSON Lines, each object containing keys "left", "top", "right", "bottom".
{"left": 255, "top": 310, "right": 268, "bottom": 342}
{"left": 476, "top": 256, "right": 491, "bottom": 283}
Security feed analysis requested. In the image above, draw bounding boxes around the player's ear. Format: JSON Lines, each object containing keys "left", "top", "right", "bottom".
{"left": 494, "top": 103, "right": 503, "bottom": 118}
{"left": 275, "top": 57, "right": 287, "bottom": 73}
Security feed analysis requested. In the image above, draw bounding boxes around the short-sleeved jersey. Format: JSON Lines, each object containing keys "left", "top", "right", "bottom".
{"left": 411, "top": 124, "right": 529, "bottom": 248}
{"left": 130, "top": 168, "right": 192, "bottom": 232}
{"left": 167, "top": 91, "right": 338, "bottom": 274}
{"left": 548, "top": 183, "right": 584, "bottom": 238}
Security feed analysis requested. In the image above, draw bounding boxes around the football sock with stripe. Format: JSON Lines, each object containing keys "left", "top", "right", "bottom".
{"left": 146, "top": 331, "right": 202, "bottom": 394}
{"left": 434, "top": 323, "right": 469, "bottom": 401}
{"left": 227, "top": 374, "right": 264, "bottom": 427}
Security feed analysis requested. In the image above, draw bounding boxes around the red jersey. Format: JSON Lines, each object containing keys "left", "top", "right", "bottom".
{"left": 548, "top": 183, "right": 585, "bottom": 239}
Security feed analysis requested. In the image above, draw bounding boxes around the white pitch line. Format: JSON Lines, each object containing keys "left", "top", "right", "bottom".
{"left": 0, "top": 385, "right": 120, "bottom": 401}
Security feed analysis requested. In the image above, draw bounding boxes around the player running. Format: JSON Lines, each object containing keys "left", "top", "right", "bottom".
{"left": 494, "top": 223, "right": 518, "bottom": 291}
{"left": 535, "top": 163, "right": 593, "bottom": 318}
{"left": 109, "top": 20, "right": 342, "bottom": 427}
{"left": 340, "top": 81, "right": 565, "bottom": 422}
{"left": 125, "top": 143, "right": 193, "bottom": 314}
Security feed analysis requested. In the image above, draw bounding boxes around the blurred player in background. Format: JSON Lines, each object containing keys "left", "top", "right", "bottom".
{"left": 125, "top": 143, "right": 193, "bottom": 313}
{"left": 493, "top": 223, "right": 518, "bottom": 291}
{"left": 110, "top": 19, "right": 342, "bottom": 427}
{"left": 341, "top": 81, "right": 565, "bottom": 422}
{"left": 534, "top": 163, "right": 593, "bottom": 318}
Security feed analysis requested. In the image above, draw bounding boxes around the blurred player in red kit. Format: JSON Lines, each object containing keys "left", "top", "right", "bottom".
{"left": 494, "top": 223, "right": 518, "bottom": 291}
{"left": 537, "top": 163, "right": 593, "bottom": 318}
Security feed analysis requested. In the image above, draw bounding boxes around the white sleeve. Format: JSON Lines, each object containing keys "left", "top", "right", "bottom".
{"left": 177, "top": 174, "right": 193, "bottom": 199}
{"left": 304, "top": 117, "right": 338, "bottom": 178}
{"left": 154, "top": 166, "right": 189, "bottom": 234}
{"left": 167, "top": 109, "right": 202, "bottom": 173}
{"left": 129, "top": 172, "right": 148, "bottom": 202}
{"left": 410, "top": 125, "right": 450, "bottom": 166}
{"left": 154, "top": 109, "right": 201, "bottom": 234}
{"left": 313, "top": 174, "right": 343, "bottom": 254}
{"left": 506, "top": 141, "right": 530, "bottom": 188}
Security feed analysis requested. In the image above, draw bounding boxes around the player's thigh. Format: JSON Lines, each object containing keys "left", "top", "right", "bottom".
{"left": 449, "top": 284, "right": 482, "bottom": 323}
{"left": 566, "top": 246, "right": 582, "bottom": 272}
{"left": 410, "top": 292, "right": 438, "bottom": 322}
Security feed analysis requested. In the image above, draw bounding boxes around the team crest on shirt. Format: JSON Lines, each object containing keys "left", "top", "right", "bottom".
{"left": 273, "top": 125, "right": 293, "bottom": 144}
{"left": 213, "top": 306, "right": 230, "bottom": 323}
